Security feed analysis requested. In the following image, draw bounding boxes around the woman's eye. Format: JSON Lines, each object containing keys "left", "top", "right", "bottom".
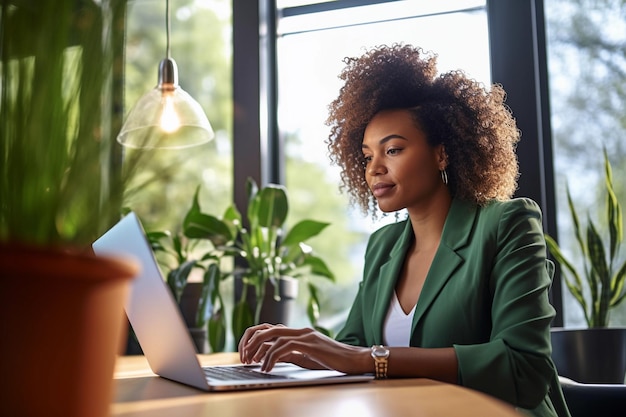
{"left": 387, "top": 148, "right": 401, "bottom": 155}
{"left": 363, "top": 155, "right": 372, "bottom": 163}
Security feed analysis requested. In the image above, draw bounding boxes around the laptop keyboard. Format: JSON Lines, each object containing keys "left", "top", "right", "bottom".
{"left": 203, "top": 366, "right": 288, "bottom": 381}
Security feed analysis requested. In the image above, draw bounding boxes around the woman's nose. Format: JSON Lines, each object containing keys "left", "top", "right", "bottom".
{"left": 367, "top": 157, "right": 386, "bottom": 176}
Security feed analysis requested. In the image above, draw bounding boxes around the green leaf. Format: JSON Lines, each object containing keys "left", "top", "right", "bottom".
{"left": 246, "top": 177, "right": 259, "bottom": 204}
{"left": 222, "top": 205, "right": 243, "bottom": 239}
{"left": 146, "top": 230, "right": 170, "bottom": 243}
{"left": 166, "top": 260, "right": 197, "bottom": 302}
{"left": 172, "top": 234, "right": 184, "bottom": 262}
{"left": 587, "top": 220, "right": 610, "bottom": 326}
{"left": 255, "top": 184, "right": 288, "bottom": 229}
{"left": 566, "top": 185, "right": 586, "bottom": 260}
{"left": 207, "top": 269, "right": 227, "bottom": 352}
{"left": 307, "top": 282, "right": 321, "bottom": 325}
{"left": 281, "top": 219, "right": 330, "bottom": 247}
{"left": 610, "top": 260, "right": 626, "bottom": 307}
{"left": 545, "top": 234, "right": 585, "bottom": 293}
{"left": 195, "top": 264, "right": 220, "bottom": 327}
{"left": 314, "top": 326, "right": 333, "bottom": 337}
{"left": 183, "top": 210, "right": 233, "bottom": 246}
{"left": 189, "top": 185, "right": 203, "bottom": 214}
{"left": 220, "top": 245, "right": 245, "bottom": 257}
{"left": 232, "top": 300, "right": 254, "bottom": 347}
{"left": 208, "top": 308, "right": 226, "bottom": 353}
{"left": 306, "top": 282, "right": 333, "bottom": 338}
{"left": 604, "top": 148, "right": 621, "bottom": 262}
{"left": 303, "top": 255, "right": 336, "bottom": 281}
{"left": 146, "top": 231, "right": 171, "bottom": 253}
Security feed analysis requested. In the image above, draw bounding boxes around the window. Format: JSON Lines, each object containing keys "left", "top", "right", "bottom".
{"left": 544, "top": 0, "right": 626, "bottom": 327}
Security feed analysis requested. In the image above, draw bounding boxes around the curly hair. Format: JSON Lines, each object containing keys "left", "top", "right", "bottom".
{"left": 325, "top": 44, "right": 520, "bottom": 216}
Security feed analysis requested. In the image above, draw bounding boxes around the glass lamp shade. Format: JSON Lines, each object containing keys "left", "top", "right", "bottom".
{"left": 117, "top": 59, "right": 215, "bottom": 149}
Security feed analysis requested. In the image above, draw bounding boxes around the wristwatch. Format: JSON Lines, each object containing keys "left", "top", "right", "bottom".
{"left": 370, "top": 345, "right": 390, "bottom": 379}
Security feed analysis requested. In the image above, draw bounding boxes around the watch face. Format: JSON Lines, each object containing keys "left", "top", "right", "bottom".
{"left": 371, "top": 345, "right": 389, "bottom": 358}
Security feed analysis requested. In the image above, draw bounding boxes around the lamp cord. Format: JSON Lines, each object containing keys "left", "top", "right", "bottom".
{"left": 165, "top": 0, "right": 171, "bottom": 58}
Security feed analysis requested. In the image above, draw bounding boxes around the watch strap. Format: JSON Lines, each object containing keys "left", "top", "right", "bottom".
{"left": 371, "top": 345, "right": 389, "bottom": 379}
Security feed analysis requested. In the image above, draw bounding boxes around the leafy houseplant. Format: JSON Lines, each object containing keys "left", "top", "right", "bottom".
{"left": 174, "top": 179, "right": 336, "bottom": 351}
{"left": 0, "top": 1, "right": 146, "bottom": 416}
{"left": 227, "top": 178, "right": 336, "bottom": 344}
{"left": 545, "top": 149, "right": 626, "bottom": 328}
{"left": 545, "top": 149, "right": 626, "bottom": 384}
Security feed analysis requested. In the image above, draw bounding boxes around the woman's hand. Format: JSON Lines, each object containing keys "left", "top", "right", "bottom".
{"left": 238, "top": 323, "right": 371, "bottom": 374}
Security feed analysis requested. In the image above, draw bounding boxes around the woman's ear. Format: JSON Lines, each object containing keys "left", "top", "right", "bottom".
{"left": 436, "top": 145, "right": 448, "bottom": 169}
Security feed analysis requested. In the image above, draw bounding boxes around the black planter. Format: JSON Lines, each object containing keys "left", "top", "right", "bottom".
{"left": 179, "top": 282, "right": 209, "bottom": 353}
{"left": 258, "top": 276, "right": 299, "bottom": 325}
{"left": 237, "top": 275, "right": 299, "bottom": 325}
{"left": 551, "top": 327, "right": 626, "bottom": 384}
{"left": 188, "top": 327, "right": 209, "bottom": 354}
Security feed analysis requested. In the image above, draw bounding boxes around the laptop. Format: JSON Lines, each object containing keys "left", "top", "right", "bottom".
{"left": 92, "top": 211, "right": 374, "bottom": 391}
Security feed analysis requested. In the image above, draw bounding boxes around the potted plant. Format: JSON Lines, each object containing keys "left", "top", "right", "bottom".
{"left": 228, "top": 178, "right": 336, "bottom": 343}
{"left": 0, "top": 1, "right": 145, "bottom": 416}
{"left": 176, "top": 179, "right": 336, "bottom": 350}
{"left": 545, "top": 148, "right": 626, "bottom": 384}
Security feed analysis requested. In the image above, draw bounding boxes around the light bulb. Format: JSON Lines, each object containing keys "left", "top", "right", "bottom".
{"left": 160, "top": 93, "right": 181, "bottom": 133}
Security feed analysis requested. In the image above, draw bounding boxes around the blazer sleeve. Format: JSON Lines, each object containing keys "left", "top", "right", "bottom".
{"left": 454, "top": 198, "right": 558, "bottom": 410}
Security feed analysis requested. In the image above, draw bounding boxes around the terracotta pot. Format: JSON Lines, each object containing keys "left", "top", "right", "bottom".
{"left": 0, "top": 244, "right": 138, "bottom": 417}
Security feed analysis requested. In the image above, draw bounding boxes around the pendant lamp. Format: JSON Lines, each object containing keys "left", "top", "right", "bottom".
{"left": 117, "top": 0, "right": 214, "bottom": 149}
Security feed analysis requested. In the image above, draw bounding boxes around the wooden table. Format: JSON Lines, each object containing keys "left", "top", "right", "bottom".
{"left": 112, "top": 353, "right": 521, "bottom": 417}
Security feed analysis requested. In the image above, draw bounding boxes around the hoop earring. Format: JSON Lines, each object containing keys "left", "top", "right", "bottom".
{"left": 440, "top": 168, "right": 448, "bottom": 185}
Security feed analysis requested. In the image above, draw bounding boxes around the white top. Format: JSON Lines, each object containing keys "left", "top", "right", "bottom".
{"left": 383, "top": 292, "right": 416, "bottom": 347}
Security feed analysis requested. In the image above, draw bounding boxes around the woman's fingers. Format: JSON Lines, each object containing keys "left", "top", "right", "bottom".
{"left": 239, "top": 325, "right": 306, "bottom": 364}
{"left": 247, "top": 329, "right": 321, "bottom": 371}
{"left": 238, "top": 323, "right": 276, "bottom": 362}
{"left": 258, "top": 336, "right": 310, "bottom": 372}
{"left": 251, "top": 341, "right": 274, "bottom": 364}
{"left": 238, "top": 325, "right": 361, "bottom": 373}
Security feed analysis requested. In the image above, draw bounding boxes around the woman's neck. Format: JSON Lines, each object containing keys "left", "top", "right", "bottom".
{"left": 406, "top": 191, "right": 452, "bottom": 252}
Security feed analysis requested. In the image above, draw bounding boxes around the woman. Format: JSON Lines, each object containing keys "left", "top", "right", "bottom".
{"left": 239, "top": 44, "right": 570, "bottom": 417}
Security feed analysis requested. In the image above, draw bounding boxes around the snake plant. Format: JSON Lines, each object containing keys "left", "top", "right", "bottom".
{"left": 545, "top": 149, "right": 626, "bottom": 327}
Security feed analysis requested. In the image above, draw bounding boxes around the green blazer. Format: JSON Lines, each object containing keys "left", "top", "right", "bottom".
{"left": 336, "top": 198, "right": 570, "bottom": 417}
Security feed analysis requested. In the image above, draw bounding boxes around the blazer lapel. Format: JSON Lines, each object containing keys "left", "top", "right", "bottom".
{"left": 411, "top": 199, "right": 478, "bottom": 333}
{"left": 371, "top": 220, "right": 414, "bottom": 344}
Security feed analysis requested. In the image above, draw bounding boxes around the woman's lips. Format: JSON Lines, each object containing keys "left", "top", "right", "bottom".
{"left": 372, "top": 182, "right": 394, "bottom": 198}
